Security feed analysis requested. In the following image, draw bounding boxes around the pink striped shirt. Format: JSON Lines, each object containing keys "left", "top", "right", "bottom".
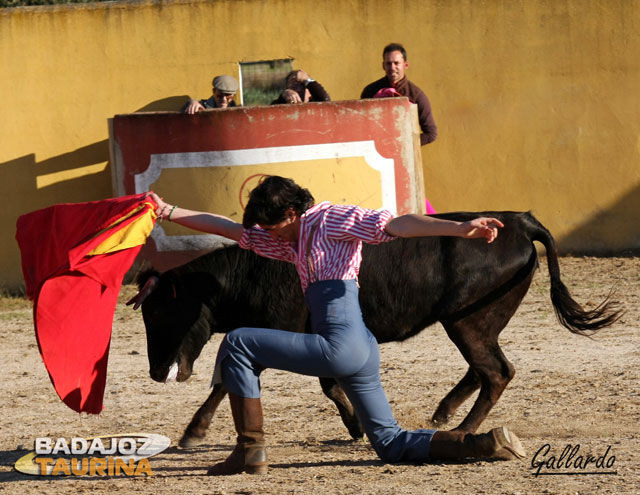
{"left": 238, "top": 201, "right": 396, "bottom": 291}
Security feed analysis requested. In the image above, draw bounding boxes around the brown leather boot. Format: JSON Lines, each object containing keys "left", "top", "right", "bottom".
{"left": 429, "top": 426, "right": 526, "bottom": 461}
{"left": 207, "top": 394, "right": 268, "bottom": 475}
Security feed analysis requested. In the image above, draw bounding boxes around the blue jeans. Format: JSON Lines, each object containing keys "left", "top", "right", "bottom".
{"left": 214, "top": 279, "right": 435, "bottom": 463}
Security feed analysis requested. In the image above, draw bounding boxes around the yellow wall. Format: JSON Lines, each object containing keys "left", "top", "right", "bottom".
{"left": 2, "top": 0, "right": 639, "bottom": 288}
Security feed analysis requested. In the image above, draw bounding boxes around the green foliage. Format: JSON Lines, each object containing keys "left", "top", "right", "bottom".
{"left": 242, "top": 87, "right": 282, "bottom": 107}
{"left": 1, "top": 0, "right": 113, "bottom": 8}
{"left": 240, "top": 59, "right": 292, "bottom": 106}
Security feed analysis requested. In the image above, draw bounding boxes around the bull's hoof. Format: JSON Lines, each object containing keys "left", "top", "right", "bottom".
{"left": 431, "top": 412, "right": 451, "bottom": 426}
{"left": 345, "top": 420, "right": 365, "bottom": 440}
{"left": 179, "top": 433, "right": 206, "bottom": 449}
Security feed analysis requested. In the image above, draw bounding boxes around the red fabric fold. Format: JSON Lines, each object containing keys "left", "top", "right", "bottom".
{"left": 15, "top": 193, "right": 156, "bottom": 414}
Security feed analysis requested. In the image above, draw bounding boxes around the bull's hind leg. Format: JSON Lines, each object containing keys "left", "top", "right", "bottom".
{"left": 319, "top": 377, "right": 364, "bottom": 439}
{"left": 435, "top": 265, "right": 535, "bottom": 433}
{"left": 443, "top": 329, "right": 515, "bottom": 433}
{"left": 180, "top": 383, "right": 228, "bottom": 448}
{"left": 431, "top": 367, "right": 481, "bottom": 426}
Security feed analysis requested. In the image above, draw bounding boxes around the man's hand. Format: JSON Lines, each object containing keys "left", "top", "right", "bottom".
{"left": 184, "top": 99, "right": 205, "bottom": 114}
{"left": 147, "top": 192, "right": 168, "bottom": 218}
{"left": 460, "top": 218, "right": 505, "bottom": 243}
{"left": 296, "top": 70, "right": 311, "bottom": 82}
{"left": 281, "top": 89, "right": 303, "bottom": 104}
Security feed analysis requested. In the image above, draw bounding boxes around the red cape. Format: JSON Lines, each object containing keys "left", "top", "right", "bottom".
{"left": 16, "top": 193, "right": 157, "bottom": 414}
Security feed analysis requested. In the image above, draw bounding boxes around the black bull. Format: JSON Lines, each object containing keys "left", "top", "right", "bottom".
{"left": 135, "top": 212, "right": 620, "bottom": 448}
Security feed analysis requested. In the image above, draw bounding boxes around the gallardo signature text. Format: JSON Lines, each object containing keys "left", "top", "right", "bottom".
{"left": 531, "top": 444, "right": 616, "bottom": 476}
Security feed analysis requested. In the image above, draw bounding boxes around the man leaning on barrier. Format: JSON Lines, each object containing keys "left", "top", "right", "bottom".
{"left": 182, "top": 75, "right": 239, "bottom": 114}
{"left": 271, "top": 70, "right": 330, "bottom": 105}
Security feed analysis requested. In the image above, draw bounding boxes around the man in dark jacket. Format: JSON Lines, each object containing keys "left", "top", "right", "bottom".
{"left": 361, "top": 43, "right": 437, "bottom": 146}
{"left": 272, "top": 70, "right": 330, "bottom": 104}
{"left": 183, "top": 75, "right": 239, "bottom": 114}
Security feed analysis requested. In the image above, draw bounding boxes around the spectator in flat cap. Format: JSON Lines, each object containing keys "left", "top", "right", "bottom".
{"left": 271, "top": 70, "right": 330, "bottom": 105}
{"left": 183, "top": 75, "right": 240, "bottom": 114}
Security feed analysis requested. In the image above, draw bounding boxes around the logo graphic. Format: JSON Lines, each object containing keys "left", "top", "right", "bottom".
{"left": 530, "top": 443, "right": 617, "bottom": 477}
{"left": 15, "top": 433, "right": 171, "bottom": 477}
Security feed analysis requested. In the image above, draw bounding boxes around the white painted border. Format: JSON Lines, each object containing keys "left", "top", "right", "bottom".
{"left": 135, "top": 141, "right": 396, "bottom": 252}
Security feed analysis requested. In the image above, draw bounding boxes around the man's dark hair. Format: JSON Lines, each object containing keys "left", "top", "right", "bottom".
{"left": 383, "top": 43, "right": 407, "bottom": 61}
{"left": 284, "top": 70, "right": 298, "bottom": 84}
{"left": 242, "top": 175, "right": 315, "bottom": 228}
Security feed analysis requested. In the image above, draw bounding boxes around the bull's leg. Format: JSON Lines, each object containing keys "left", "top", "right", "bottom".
{"left": 318, "top": 377, "right": 364, "bottom": 440}
{"left": 179, "top": 383, "right": 228, "bottom": 448}
{"left": 446, "top": 332, "right": 515, "bottom": 433}
{"left": 438, "top": 270, "right": 533, "bottom": 433}
{"left": 431, "top": 367, "right": 481, "bottom": 426}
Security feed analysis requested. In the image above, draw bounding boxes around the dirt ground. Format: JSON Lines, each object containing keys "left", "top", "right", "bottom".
{"left": 0, "top": 256, "right": 638, "bottom": 494}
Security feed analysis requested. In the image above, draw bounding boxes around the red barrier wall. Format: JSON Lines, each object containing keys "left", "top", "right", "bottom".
{"left": 110, "top": 98, "right": 424, "bottom": 270}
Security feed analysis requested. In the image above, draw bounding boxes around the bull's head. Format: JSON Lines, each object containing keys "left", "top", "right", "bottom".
{"left": 130, "top": 270, "right": 213, "bottom": 383}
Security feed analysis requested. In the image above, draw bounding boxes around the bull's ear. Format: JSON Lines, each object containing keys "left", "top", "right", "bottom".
{"left": 127, "top": 275, "right": 160, "bottom": 310}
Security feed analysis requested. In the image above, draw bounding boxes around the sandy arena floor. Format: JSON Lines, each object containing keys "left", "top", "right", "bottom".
{"left": 0, "top": 256, "right": 638, "bottom": 494}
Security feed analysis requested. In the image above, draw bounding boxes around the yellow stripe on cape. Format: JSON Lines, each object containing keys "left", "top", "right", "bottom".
{"left": 88, "top": 202, "right": 157, "bottom": 255}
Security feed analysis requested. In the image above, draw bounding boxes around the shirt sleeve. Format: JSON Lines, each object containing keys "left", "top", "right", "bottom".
{"left": 307, "top": 81, "right": 330, "bottom": 102}
{"left": 415, "top": 91, "right": 437, "bottom": 145}
{"left": 238, "top": 227, "right": 295, "bottom": 263}
{"left": 322, "top": 205, "right": 396, "bottom": 244}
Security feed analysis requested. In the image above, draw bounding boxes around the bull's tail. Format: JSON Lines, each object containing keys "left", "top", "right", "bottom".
{"left": 527, "top": 214, "right": 623, "bottom": 336}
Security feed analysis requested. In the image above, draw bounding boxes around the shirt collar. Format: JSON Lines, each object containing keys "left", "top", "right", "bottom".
{"left": 301, "top": 201, "right": 331, "bottom": 221}
{"left": 387, "top": 75, "right": 407, "bottom": 90}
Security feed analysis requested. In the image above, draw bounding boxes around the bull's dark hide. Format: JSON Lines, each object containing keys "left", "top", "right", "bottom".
{"left": 137, "top": 211, "right": 620, "bottom": 446}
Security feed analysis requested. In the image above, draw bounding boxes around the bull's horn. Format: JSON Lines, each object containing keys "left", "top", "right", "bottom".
{"left": 126, "top": 275, "right": 160, "bottom": 310}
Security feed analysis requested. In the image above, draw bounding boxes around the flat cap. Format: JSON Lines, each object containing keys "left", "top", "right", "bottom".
{"left": 213, "top": 75, "right": 239, "bottom": 93}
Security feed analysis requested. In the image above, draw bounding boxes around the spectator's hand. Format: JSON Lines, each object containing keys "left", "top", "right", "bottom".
{"left": 184, "top": 99, "right": 205, "bottom": 114}
{"left": 281, "top": 89, "right": 303, "bottom": 104}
